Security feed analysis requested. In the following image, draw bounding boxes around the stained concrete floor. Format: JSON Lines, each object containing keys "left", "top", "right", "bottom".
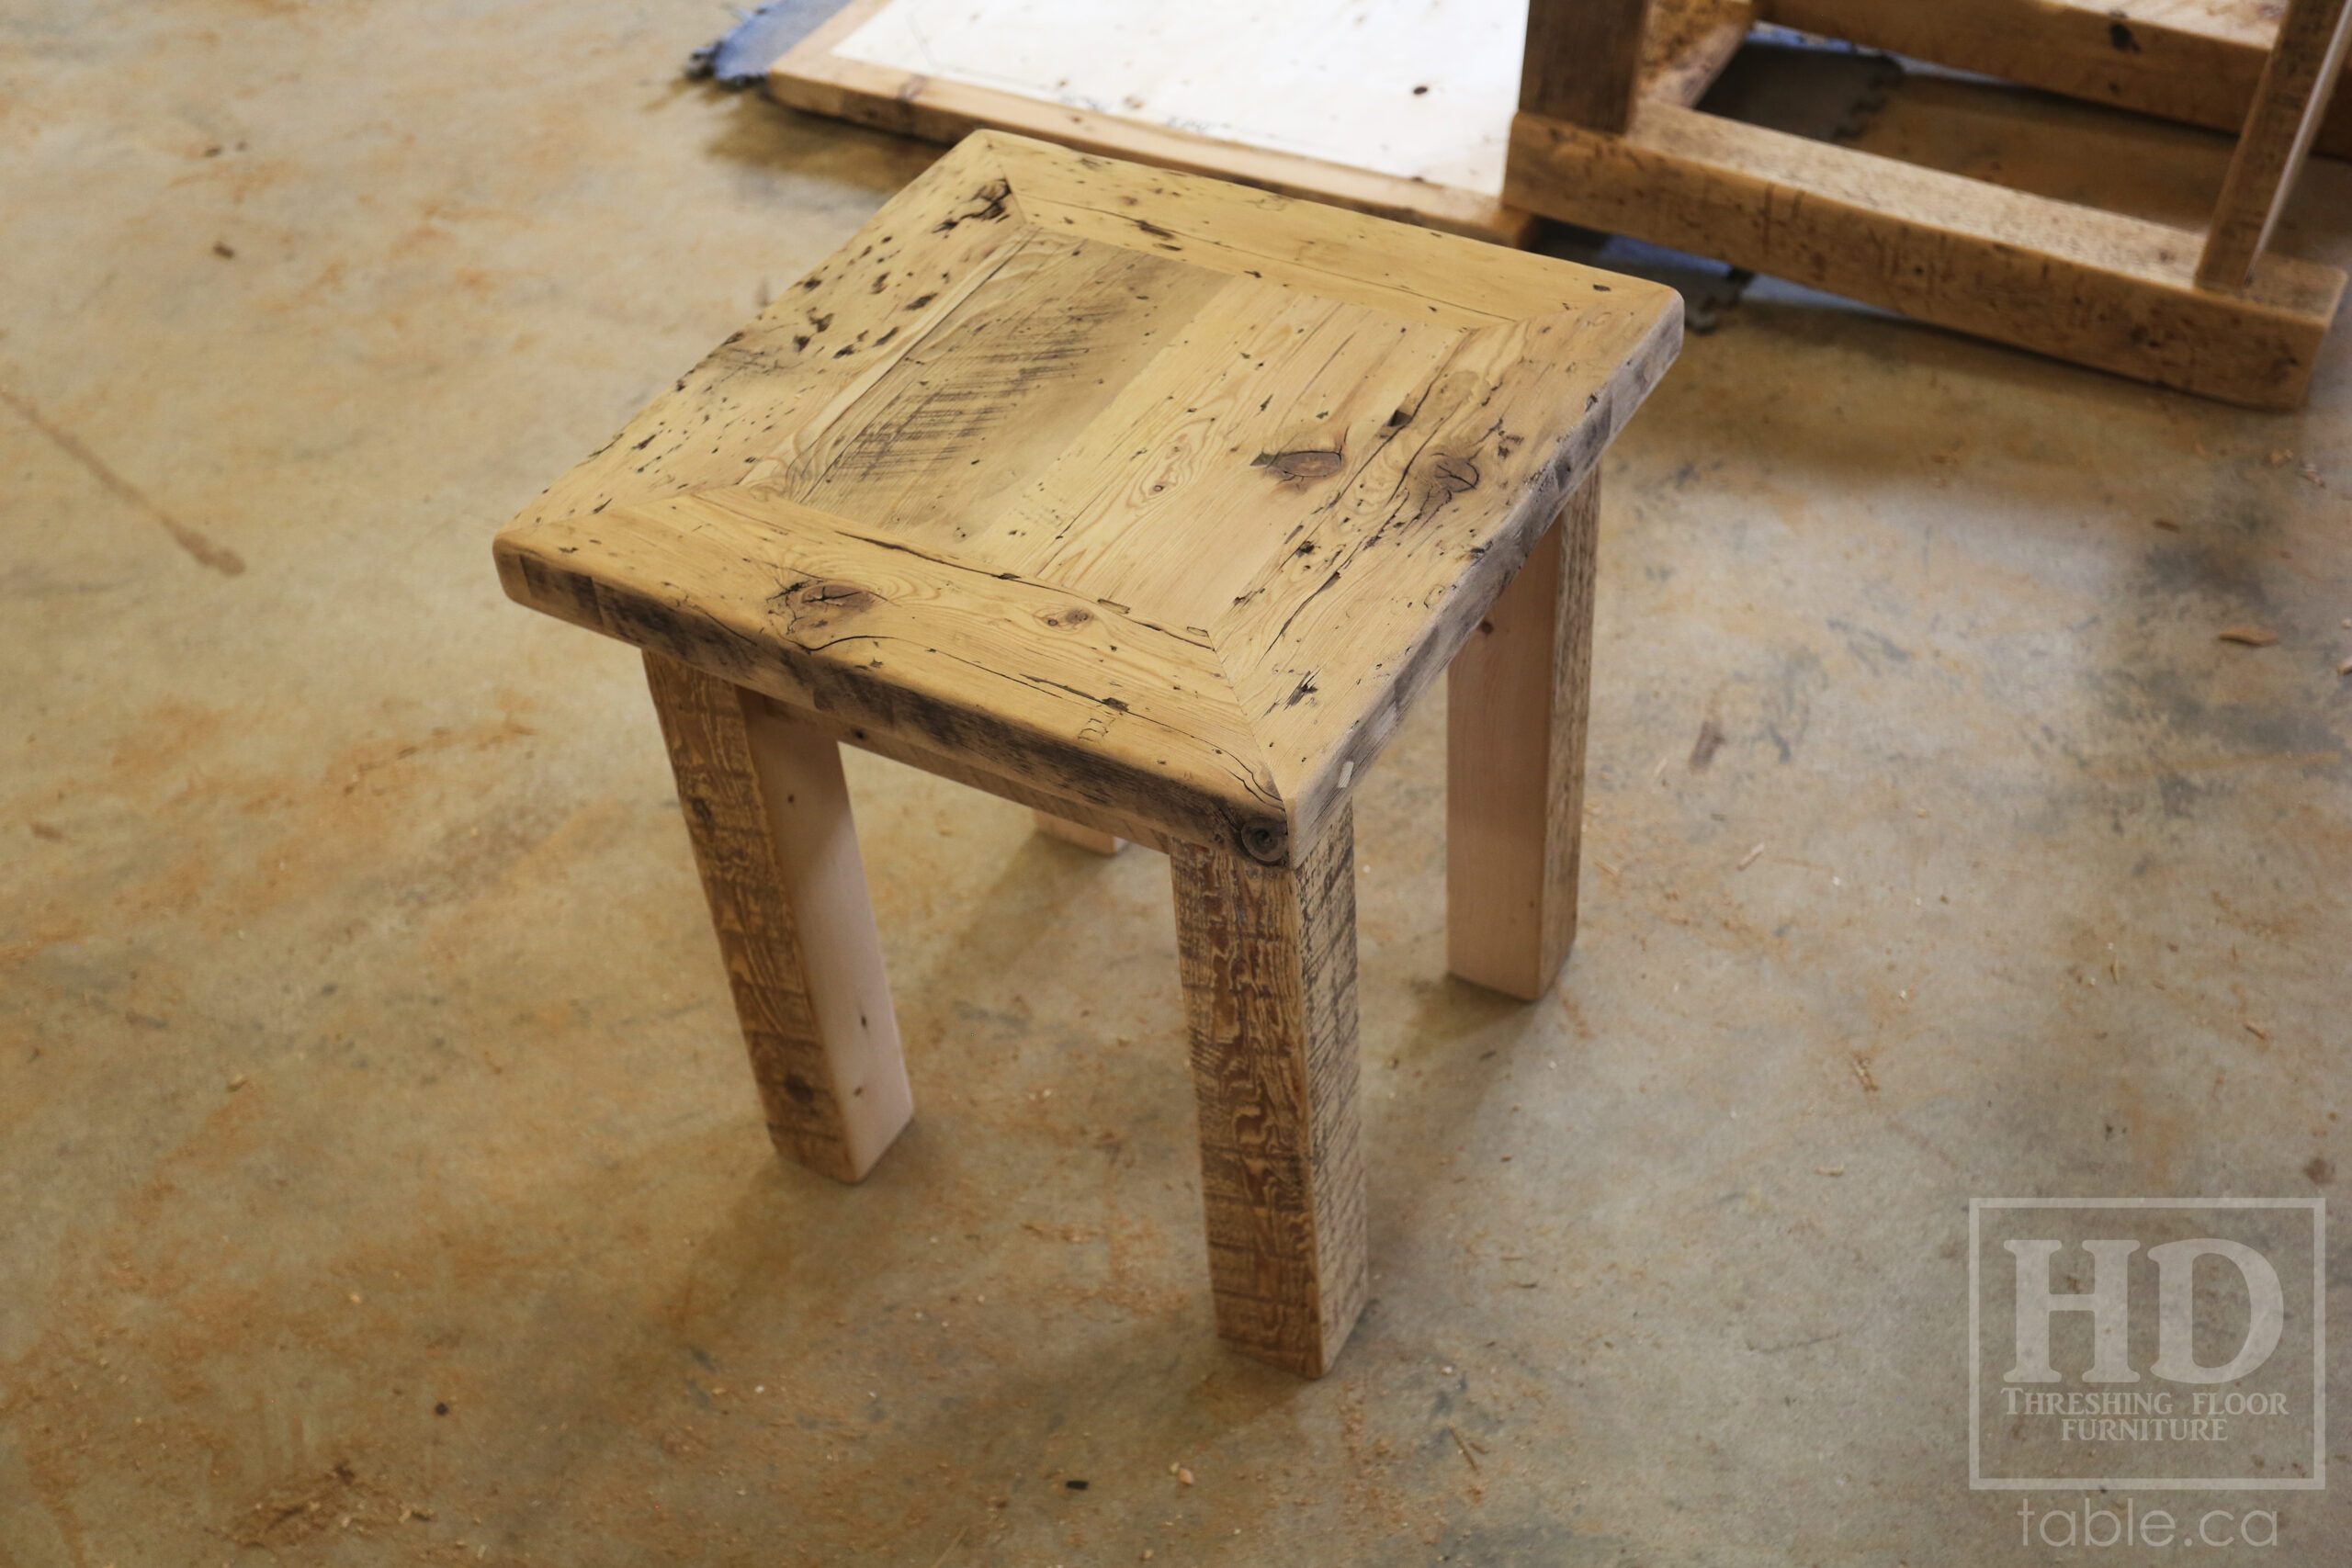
{"left": 5, "top": 4, "right": 2351, "bottom": 1565}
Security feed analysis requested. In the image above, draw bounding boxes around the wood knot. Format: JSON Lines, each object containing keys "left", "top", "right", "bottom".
{"left": 1037, "top": 604, "right": 1094, "bottom": 630}
{"left": 1252, "top": 448, "right": 1344, "bottom": 481}
{"left": 775, "top": 578, "right": 876, "bottom": 632}
{"left": 1429, "top": 455, "right": 1481, "bottom": 499}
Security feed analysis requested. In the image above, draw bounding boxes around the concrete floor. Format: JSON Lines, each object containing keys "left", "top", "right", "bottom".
{"left": 4, "top": 4, "right": 2349, "bottom": 1564}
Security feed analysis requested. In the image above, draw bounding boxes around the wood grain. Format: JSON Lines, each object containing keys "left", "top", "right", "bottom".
{"left": 1507, "top": 102, "right": 2346, "bottom": 408}
{"left": 497, "top": 486, "right": 1285, "bottom": 862}
{"left": 774, "top": 231, "right": 1232, "bottom": 538}
{"left": 1170, "top": 806, "right": 1364, "bottom": 1378}
{"left": 968, "top": 279, "right": 1471, "bottom": 619}
{"left": 1524, "top": 0, "right": 1657, "bottom": 132}
{"left": 497, "top": 132, "right": 1683, "bottom": 863}
{"left": 1645, "top": 0, "right": 1758, "bottom": 108}
{"left": 1759, "top": 0, "right": 2352, "bottom": 159}
{"left": 2198, "top": 0, "right": 2352, "bottom": 288}
{"left": 1446, "top": 478, "right": 1600, "bottom": 1001}
{"left": 643, "top": 651, "right": 911, "bottom": 1182}
{"left": 1215, "top": 304, "right": 1678, "bottom": 860}
{"left": 508, "top": 145, "right": 1035, "bottom": 531}
{"left": 985, "top": 132, "right": 1644, "bottom": 327}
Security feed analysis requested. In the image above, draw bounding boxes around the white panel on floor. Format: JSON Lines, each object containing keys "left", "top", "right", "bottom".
{"left": 834, "top": 0, "right": 1527, "bottom": 196}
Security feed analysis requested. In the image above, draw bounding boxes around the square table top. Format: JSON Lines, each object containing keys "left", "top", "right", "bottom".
{"left": 495, "top": 131, "right": 1680, "bottom": 865}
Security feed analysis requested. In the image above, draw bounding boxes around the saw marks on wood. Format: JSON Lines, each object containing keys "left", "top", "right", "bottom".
{"left": 1172, "top": 806, "right": 1366, "bottom": 1377}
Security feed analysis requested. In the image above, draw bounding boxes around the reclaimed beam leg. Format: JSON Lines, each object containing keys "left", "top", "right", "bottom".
{"left": 1522, "top": 0, "right": 1655, "bottom": 131}
{"left": 2198, "top": 0, "right": 2352, "bottom": 290}
{"left": 1170, "top": 807, "right": 1366, "bottom": 1378}
{"left": 645, "top": 651, "right": 912, "bottom": 1182}
{"left": 1445, "top": 476, "right": 1600, "bottom": 1002}
{"left": 1032, "top": 809, "right": 1126, "bottom": 855}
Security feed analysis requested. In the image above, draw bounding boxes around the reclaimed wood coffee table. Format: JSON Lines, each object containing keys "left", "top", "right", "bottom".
{"left": 493, "top": 132, "right": 1680, "bottom": 1376}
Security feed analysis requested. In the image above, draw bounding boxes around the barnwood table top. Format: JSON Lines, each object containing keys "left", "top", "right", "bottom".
{"left": 494, "top": 132, "right": 1680, "bottom": 866}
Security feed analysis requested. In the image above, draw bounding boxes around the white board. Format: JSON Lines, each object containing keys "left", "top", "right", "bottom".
{"left": 832, "top": 0, "right": 1528, "bottom": 197}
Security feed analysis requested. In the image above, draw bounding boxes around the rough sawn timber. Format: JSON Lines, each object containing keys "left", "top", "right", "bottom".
{"left": 1506, "top": 102, "right": 2346, "bottom": 408}
{"left": 1172, "top": 807, "right": 1365, "bottom": 1377}
{"left": 1758, "top": 0, "right": 2352, "bottom": 160}
{"left": 2198, "top": 0, "right": 2352, "bottom": 288}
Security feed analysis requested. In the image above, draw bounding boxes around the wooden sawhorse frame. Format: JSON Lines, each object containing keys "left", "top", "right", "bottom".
{"left": 1758, "top": 0, "right": 2352, "bottom": 161}
{"left": 1508, "top": 0, "right": 2352, "bottom": 407}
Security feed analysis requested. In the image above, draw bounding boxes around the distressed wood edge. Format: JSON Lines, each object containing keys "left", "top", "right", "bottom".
{"left": 493, "top": 491, "right": 1288, "bottom": 862}
{"left": 768, "top": 14, "right": 1538, "bottom": 245}
{"left": 978, "top": 130, "right": 1674, "bottom": 327}
{"left": 1225, "top": 302, "right": 1681, "bottom": 856}
{"left": 1505, "top": 104, "right": 2346, "bottom": 409}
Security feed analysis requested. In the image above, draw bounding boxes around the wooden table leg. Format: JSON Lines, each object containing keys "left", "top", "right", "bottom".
{"left": 1170, "top": 807, "right": 1366, "bottom": 1378}
{"left": 1031, "top": 810, "right": 1126, "bottom": 855}
{"left": 1445, "top": 473, "right": 1600, "bottom": 1001}
{"left": 644, "top": 651, "right": 912, "bottom": 1183}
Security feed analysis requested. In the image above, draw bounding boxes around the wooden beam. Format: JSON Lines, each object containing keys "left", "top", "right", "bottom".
{"left": 1506, "top": 101, "right": 2346, "bottom": 408}
{"left": 1522, "top": 0, "right": 1657, "bottom": 131}
{"left": 1645, "top": 1, "right": 1758, "bottom": 109}
{"left": 1759, "top": 0, "right": 2352, "bottom": 160}
{"left": 2199, "top": 0, "right": 2352, "bottom": 289}
{"left": 1446, "top": 479, "right": 1600, "bottom": 1002}
{"left": 1170, "top": 806, "right": 1365, "bottom": 1378}
{"left": 644, "top": 652, "right": 912, "bottom": 1182}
